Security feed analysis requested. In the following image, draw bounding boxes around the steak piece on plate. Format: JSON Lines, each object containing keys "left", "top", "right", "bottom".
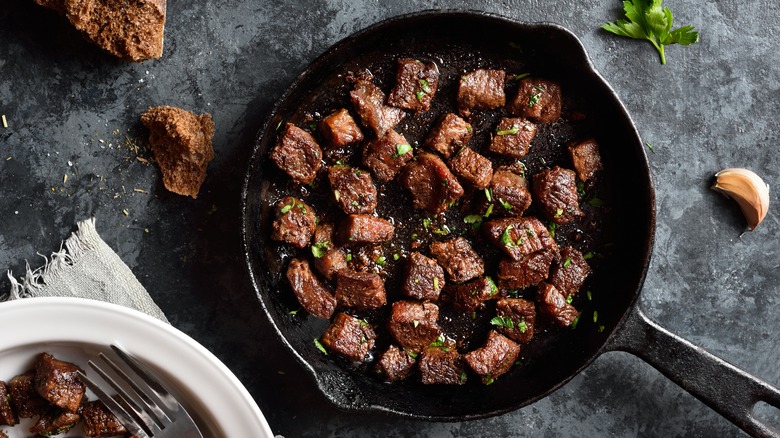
{"left": 450, "top": 276, "right": 499, "bottom": 312}
{"left": 387, "top": 300, "right": 442, "bottom": 353}
{"left": 8, "top": 371, "right": 48, "bottom": 418}
{"left": 424, "top": 113, "right": 473, "bottom": 158}
{"left": 376, "top": 345, "right": 417, "bottom": 382}
{"left": 319, "top": 108, "right": 364, "bottom": 149}
{"left": 312, "top": 223, "right": 347, "bottom": 281}
{"left": 30, "top": 407, "right": 80, "bottom": 436}
{"left": 402, "top": 251, "right": 446, "bottom": 301}
{"left": 321, "top": 313, "right": 377, "bottom": 362}
{"left": 549, "top": 246, "right": 591, "bottom": 298}
{"left": 457, "top": 68, "right": 506, "bottom": 116}
{"left": 386, "top": 58, "right": 440, "bottom": 112}
{"left": 81, "top": 400, "right": 129, "bottom": 438}
{"left": 269, "top": 123, "right": 322, "bottom": 185}
{"left": 507, "top": 77, "right": 562, "bottom": 124}
{"left": 537, "top": 282, "right": 579, "bottom": 327}
{"left": 338, "top": 214, "right": 394, "bottom": 244}
{"left": 494, "top": 298, "right": 536, "bottom": 344}
{"left": 449, "top": 146, "right": 493, "bottom": 190}
{"left": 328, "top": 165, "right": 377, "bottom": 214}
{"left": 483, "top": 217, "right": 558, "bottom": 261}
{"left": 496, "top": 250, "right": 555, "bottom": 290}
{"left": 351, "top": 79, "right": 405, "bottom": 136}
{"left": 286, "top": 258, "right": 336, "bottom": 319}
{"left": 419, "top": 346, "right": 467, "bottom": 385}
{"left": 335, "top": 269, "right": 387, "bottom": 310}
{"left": 487, "top": 117, "right": 537, "bottom": 158}
{"left": 363, "top": 129, "right": 413, "bottom": 182}
{"left": 271, "top": 196, "right": 317, "bottom": 249}
{"left": 568, "top": 138, "right": 603, "bottom": 182}
{"left": 463, "top": 330, "right": 520, "bottom": 384}
{"left": 490, "top": 168, "right": 532, "bottom": 216}
{"left": 0, "top": 380, "right": 17, "bottom": 426}
{"left": 429, "top": 237, "right": 484, "bottom": 284}
{"left": 399, "top": 152, "right": 464, "bottom": 215}
{"left": 532, "top": 166, "right": 583, "bottom": 224}
{"left": 34, "top": 353, "right": 86, "bottom": 413}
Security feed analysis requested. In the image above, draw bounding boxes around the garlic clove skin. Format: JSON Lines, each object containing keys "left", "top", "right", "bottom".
{"left": 712, "top": 168, "right": 770, "bottom": 231}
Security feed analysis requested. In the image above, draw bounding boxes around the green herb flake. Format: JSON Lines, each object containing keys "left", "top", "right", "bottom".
{"left": 333, "top": 190, "right": 340, "bottom": 202}
{"left": 375, "top": 255, "right": 387, "bottom": 266}
{"left": 314, "top": 338, "right": 328, "bottom": 355}
{"left": 570, "top": 314, "right": 581, "bottom": 329}
{"left": 484, "top": 374, "right": 495, "bottom": 385}
{"left": 485, "top": 276, "right": 498, "bottom": 294}
{"left": 518, "top": 319, "right": 528, "bottom": 333}
{"left": 422, "top": 218, "right": 432, "bottom": 229}
{"left": 275, "top": 120, "right": 283, "bottom": 131}
{"left": 563, "top": 257, "right": 571, "bottom": 268}
{"left": 589, "top": 197, "right": 605, "bottom": 207}
{"left": 280, "top": 199, "right": 296, "bottom": 214}
{"left": 577, "top": 181, "right": 586, "bottom": 197}
{"left": 484, "top": 188, "right": 493, "bottom": 202}
{"left": 484, "top": 203, "right": 494, "bottom": 218}
{"left": 393, "top": 143, "right": 412, "bottom": 158}
{"left": 528, "top": 92, "right": 542, "bottom": 107}
{"left": 491, "top": 316, "right": 514, "bottom": 329}
{"left": 312, "top": 241, "right": 330, "bottom": 258}
{"left": 407, "top": 350, "right": 419, "bottom": 359}
{"left": 433, "top": 277, "right": 440, "bottom": 291}
{"left": 430, "top": 334, "right": 446, "bottom": 348}
{"left": 514, "top": 72, "right": 531, "bottom": 80}
{"left": 345, "top": 253, "right": 353, "bottom": 262}
{"left": 433, "top": 225, "right": 451, "bottom": 236}
{"left": 539, "top": 157, "right": 547, "bottom": 166}
{"left": 587, "top": 290, "right": 593, "bottom": 301}
{"left": 393, "top": 253, "right": 400, "bottom": 261}
{"left": 413, "top": 320, "right": 420, "bottom": 328}
{"left": 646, "top": 142, "right": 656, "bottom": 154}
{"left": 598, "top": 325, "right": 606, "bottom": 333}
{"left": 415, "top": 91, "right": 425, "bottom": 101}
{"left": 554, "top": 208, "right": 563, "bottom": 218}
{"left": 466, "top": 124, "right": 473, "bottom": 133}
{"left": 471, "top": 311, "right": 477, "bottom": 320}
{"left": 593, "top": 310, "right": 599, "bottom": 323}
{"left": 566, "top": 294, "right": 573, "bottom": 304}
{"left": 547, "top": 222, "right": 557, "bottom": 239}
{"left": 464, "top": 214, "right": 483, "bottom": 229}
{"left": 496, "top": 125, "right": 520, "bottom": 136}
{"left": 499, "top": 198, "right": 512, "bottom": 211}
{"left": 419, "top": 78, "right": 432, "bottom": 94}
{"left": 289, "top": 309, "right": 300, "bottom": 316}
{"left": 411, "top": 233, "right": 418, "bottom": 240}
{"left": 501, "top": 225, "right": 515, "bottom": 247}
{"left": 583, "top": 251, "right": 594, "bottom": 260}
{"left": 461, "top": 371, "right": 468, "bottom": 383}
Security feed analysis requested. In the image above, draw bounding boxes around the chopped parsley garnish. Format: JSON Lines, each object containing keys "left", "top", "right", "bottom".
{"left": 345, "top": 253, "right": 352, "bottom": 262}
{"left": 461, "top": 371, "right": 468, "bottom": 383}
{"left": 517, "top": 319, "right": 528, "bottom": 333}
{"left": 393, "top": 143, "right": 412, "bottom": 158}
{"left": 501, "top": 225, "right": 515, "bottom": 247}
{"left": 499, "top": 198, "right": 512, "bottom": 211}
{"left": 484, "top": 203, "right": 495, "bottom": 218}
{"left": 554, "top": 208, "right": 563, "bottom": 218}
{"left": 490, "top": 316, "right": 514, "bottom": 329}
{"left": 570, "top": 314, "right": 581, "bottom": 329}
{"left": 375, "top": 255, "right": 387, "bottom": 266}
{"left": 593, "top": 310, "right": 599, "bottom": 323}
{"left": 314, "top": 338, "right": 328, "bottom": 355}
{"left": 464, "top": 214, "right": 483, "bottom": 229}
{"left": 419, "top": 78, "right": 432, "bottom": 94}
{"left": 429, "top": 334, "right": 446, "bottom": 348}
{"left": 433, "top": 225, "right": 451, "bottom": 236}
{"left": 563, "top": 257, "right": 571, "bottom": 268}
{"left": 413, "top": 319, "right": 419, "bottom": 328}
{"left": 289, "top": 309, "right": 300, "bottom": 316}
{"left": 496, "top": 125, "right": 519, "bottom": 136}
{"left": 565, "top": 294, "right": 573, "bottom": 304}
{"left": 351, "top": 200, "right": 359, "bottom": 207}
{"left": 583, "top": 251, "right": 594, "bottom": 260}
{"left": 333, "top": 190, "right": 340, "bottom": 202}
{"left": 587, "top": 290, "right": 593, "bottom": 301}
{"left": 393, "top": 253, "right": 400, "bottom": 261}
{"left": 484, "top": 374, "right": 495, "bottom": 385}
{"left": 311, "top": 241, "right": 330, "bottom": 258}
{"left": 514, "top": 72, "right": 531, "bottom": 80}
{"left": 422, "top": 217, "right": 432, "bottom": 229}
{"left": 485, "top": 276, "right": 498, "bottom": 294}
{"left": 484, "top": 188, "right": 493, "bottom": 202}
{"left": 280, "top": 199, "right": 296, "bottom": 214}
{"left": 407, "top": 350, "right": 419, "bottom": 359}
{"left": 528, "top": 86, "right": 544, "bottom": 107}
{"left": 415, "top": 91, "right": 425, "bottom": 101}
{"left": 465, "top": 124, "right": 473, "bottom": 133}
{"left": 577, "top": 181, "right": 586, "bottom": 197}
{"left": 646, "top": 142, "right": 655, "bottom": 154}
{"left": 433, "top": 277, "right": 440, "bottom": 291}
{"left": 588, "top": 197, "right": 605, "bottom": 207}
{"left": 547, "top": 222, "right": 557, "bottom": 239}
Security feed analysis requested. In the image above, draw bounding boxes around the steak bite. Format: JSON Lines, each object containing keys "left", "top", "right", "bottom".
{"left": 320, "top": 313, "right": 377, "bottom": 362}
{"left": 350, "top": 79, "right": 406, "bottom": 136}
{"left": 335, "top": 269, "right": 387, "bottom": 310}
{"left": 363, "top": 129, "right": 413, "bottom": 182}
{"left": 8, "top": 371, "right": 48, "bottom": 418}
{"left": 402, "top": 252, "right": 446, "bottom": 301}
{"left": 463, "top": 330, "right": 520, "bottom": 384}
{"left": 424, "top": 113, "right": 473, "bottom": 158}
{"left": 34, "top": 353, "right": 86, "bottom": 413}
{"left": 488, "top": 117, "right": 537, "bottom": 158}
{"left": 271, "top": 196, "right": 317, "bottom": 249}
{"left": 419, "top": 347, "right": 467, "bottom": 385}
{"left": 568, "top": 138, "right": 603, "bottom": 182}
{"left": 269, "top": 123, "right": 323, "bottom": 185}
{"left": 286, "top": 258, "right": 337, "bottom": 319}
{"left": 429, "top": 237, "right": 485, "bottom": 283}
{"left": 450, "top": 276, "right": 499, "bottom": 312}
{"left": 312, "top": 224, "right": 347, "bottom": 281}
{"left": 549, "top": 246, "right": 591, "bottom": 298}
{"left": 399, "top": 152, "right": 464, "bottom": 215}
{"left": 387, "top": 301, "right": 442, "bottom": 353}
{"left": 449, "top": 146, "right": 493, "bottom": 190}
{"left": 0, "top": 381, "right": 17, "bottom": 426}
{"left": 376, "top": 345, "right": 417, "bottom": 382}
{"left": 319, "top": 108, "right": 364, "bottom": 149}
{"left": 81, "top": 400, "right": 128, "bottom": 438}
{"left": 483, "top": 217, "right": 558, "bottom": 261}
{"left": 507, "top": 77, "right": 562, "bottom": 123}
{"left": 328, "top": 165, "right": 378, "bottom": 214}
{"left": 532, "top": 166, "right": 583, "bottom": 224}
{"left": 457, "top": 68, "right": 506, "bottom": 116}
{"left": 537, "top": 282, "right": 579, "bottom": 327}
{"left": 490, "top": 168, "right": 532, "bottom": 216}
{"left": 338, "top": 214, "right": 394, "bottom": 244}
{"left": 494, "top": 298, "right": 536, "bottom": 343}
{"left": 386, "top": 58, "right": 440, "bottom": 112}
{"left": 30, "top": 407, "right": 80, "bottom": 436}
{"left": 497, "top": 250, "right": 555, "bottom": 290}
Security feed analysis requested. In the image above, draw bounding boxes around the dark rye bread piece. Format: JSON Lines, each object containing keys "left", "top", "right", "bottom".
{"left": 34, "top": 0, "right": 167, "bottom": 62}
{"left": 141, "top": 106, "right": 215, "bottom": 198}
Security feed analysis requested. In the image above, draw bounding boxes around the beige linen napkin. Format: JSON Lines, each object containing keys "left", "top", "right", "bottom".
{"left": 3, "top": 218, "right": 168, "bottom": 322}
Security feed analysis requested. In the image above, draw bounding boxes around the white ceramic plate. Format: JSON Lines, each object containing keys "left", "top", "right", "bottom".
{"left": 0, "top": 297, "right": 273, "bottom": 438}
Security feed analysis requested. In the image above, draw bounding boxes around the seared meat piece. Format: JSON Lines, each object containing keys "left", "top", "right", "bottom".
{"left": 271, "top": 196, "right": 317, "bottom": 249}
{"left": 419, "top": 347, "right": 467, "bottom": 385}
{"left": 387, "top": 58, "right": 440, "bottom": 112}
{"left": 429, "top": 237, "right": 484, "bottom": 283}
{"left": 464, "top": 330, "right": 520, "bottom": 384}
{"left": 338, "top": 214, "right": 394, "bottom": 244}
{"left": 494, "top": 298, "right": 536, "bottom": 343}
{"left": 31, "top": 407, "right": 80, "bottom": 436}
{"left": 549, "top": 246, "right": 591, "bottom": 297}
{"left": 286, "top": 258, "right": 337, "bottom": 319}
{"left": 507, "top": 77, "right": 562, "bottom": 123}
{"left": 488, "top": 117, "right": 537, "bottom": 158}
{"left": 335, "top": 269, "right": 387, "bottom": 310}
{"left": 312, "top": 223, "right": 347, "bottom": 280}
{"left": 483, "top": 217, "right": 558, "bottom": 261}
{"left": 532, "top": 166, "right": 583, "bottom": 224}
{"left": 399, "top": 152, "right": 464, "bottom": 215}
{"left": 0, "top": 381, "right": 17, "bottom": 426}
{"left": 363, "top": 129, "right": 413, "bottom": 182}
{"left": 348, "top": 244, "right": 385, "bottom": 273}
{"left": 450, "top": 276, "right": 499, "bottom": 312}
{"left": 376, "top": 345, "right": 417, "bottom": 382}
{"left": 490, "top": 168, "right": 532, "bottom": 216}
{"left": 319, "top": 108, "right": 364, "bottom": 149}
{"left": 537, "top": 282, "right": 579, "bottom": 327}
{"left": 568, "top": 138, "right": 603, "bottom": 182}
{"left": 82, "top": 400, "right": 128, "bottom": 438}
{"left": 402, "top": 252, "right": 445, "bottom": 301}
{"left": 321, "top": 313, "right": 377, "bottom": 362}
{"left": 424, "top": 113, "right": 473, "bottom": 158}
{"left": 497, "top": 250, "right": 555, "bottom": 290}
{"left": 449, "top": 146, "right": 493, "bottom": 189}
{"left": 387, "top": 300, "right": 442, "bottom": 353}
{"left": 8, "top": 371, "right": 48, "bottom": 418}
{"left": 457, "top": 68, "right": 506, "bottom": 116}
{"left": 328, "top": 165, "right": 377, "bottom": 214}
{"left": 269, "top": 123, "right": 322, "bottom": 185}
{"left": 34, "top": 353, "right": 86, "bottom": 413}
{"left": 350, "top": 79, "right": 405, "bottom": 136}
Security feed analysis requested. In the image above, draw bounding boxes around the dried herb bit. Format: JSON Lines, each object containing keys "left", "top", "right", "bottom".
{"left": 280, "top": 198, "right": 296, "bottom": 214}
{"left": 496, "top": 125, "right": 519, "bottom": 136}
{"left": 393, "top": 143, "right": 412, "bottom": 158}
{"left": 312, "top": 241, "right": 330, "bottom": 258}
{"left": 587, "top": 290, "right": 593, "bottom": 301}
{"left": 314, "top": 338, "right": 328, "bottom": 355}
{"left": 490, "top": 316, "right": 514, "bottom": 329}
{"left": 565, "top": 294, "right": 573, "bottom": 304}
{"left": 407, "top": 350, "right": 419, "bottom": 359}
{"left": 501, "top": 225, "right": 515, "bottom": 247}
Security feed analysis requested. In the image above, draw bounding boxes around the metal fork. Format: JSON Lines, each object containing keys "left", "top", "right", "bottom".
{"left": 77, "top": 344, "right": 204, "bottom": 438}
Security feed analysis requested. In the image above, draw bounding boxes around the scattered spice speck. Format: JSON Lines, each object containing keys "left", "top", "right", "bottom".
{"left": 122, "top": 209, "right": 129, "bottom": 216}
{"left": 1, "top": 115, "right": 7, "bottom": 129}
{"left": 63, "top": 174, "right": 68, "bottom": 184}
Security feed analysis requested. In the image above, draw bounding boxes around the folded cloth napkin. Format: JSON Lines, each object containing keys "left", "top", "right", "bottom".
{"left": 3, "top": 218, "right": 168, "bottom": 322}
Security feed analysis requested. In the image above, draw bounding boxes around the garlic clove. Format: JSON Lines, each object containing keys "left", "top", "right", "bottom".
{"left": 712, "top": 168, "right": 770, "bottom": 231}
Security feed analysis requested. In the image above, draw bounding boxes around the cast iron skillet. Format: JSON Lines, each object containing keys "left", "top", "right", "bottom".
{"left": 242, "top": 10, "right": 780, "bottom": 436}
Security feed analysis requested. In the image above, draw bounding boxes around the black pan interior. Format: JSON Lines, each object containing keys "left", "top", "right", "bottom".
{"left": 242, "top": 11, "right": 654, "bottom": 420}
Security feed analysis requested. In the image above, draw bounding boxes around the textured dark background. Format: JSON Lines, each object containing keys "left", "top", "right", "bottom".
{"left": 1, "top": 1, "right": 779, "bottom": 436}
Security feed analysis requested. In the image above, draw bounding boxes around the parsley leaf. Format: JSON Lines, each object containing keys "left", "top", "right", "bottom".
{"left": 311, "top": 241, "right": 330, "bottom": 258}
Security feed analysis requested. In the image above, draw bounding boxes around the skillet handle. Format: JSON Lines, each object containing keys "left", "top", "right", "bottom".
{"left": 605, "top": 305, "right": 780, "bottom": 437}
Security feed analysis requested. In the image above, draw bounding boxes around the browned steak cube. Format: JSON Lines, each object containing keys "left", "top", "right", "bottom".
{"left": 457, "top": 69, "right": 506, "bottom": 117}
{"left": 31, "top": 406, "right": 80, "bottom": 436}
{"left": 483, "top": 217, "right": 558, "bottom": 261}
{"left": 402, "top": 252, "right": 445, "bottom": 301}
{"left": 320, "top": 313, "right": 376, "bottom": 362}
{"left": 34, "top": 353, "right": 86, "bottom": 413}
{"left": 419, "top": 347, "right": 467, "bottom": 385}
{"left": 271, "top": 196, "right": 317, "bottom": 249}
{"left": 312, "top": 223, "right": 347, "bottom": 280}
{"left": 376, "top": 345, "right": 417, "bottom": 382}
{"left": 537, "top": 282, "right": 579, "bottom": 327}
{"left": 335, "top": 269, "right": 387, "bottom": 310}
{"left": 532, "top": 166, "right": 583, "bottom": 224}
{"left": 424, "top": 113, "right": 473, "bottom": 158}
{"left": 286, "top": 258, "right": 337, "bottom": 319}
{"left": 269, "top": 123, "right": 322, "bottom": 185}
{"left": 549, "top": 246, "right": 591, "bottom": 297}
{"left": 350, "top": 79, "right": 405, "bottom": 136}
{"left": 328, "top": 165, "right": 377, "bottom": 214}
{"left": 348, "top": 244, "right": 386, "bottom": 273}
{"left": 507, "top": 77, "right": 562, "bottom": 123}
{"left": 399, "top": 152, "right": 464, "bottom": 215}
{"left": 497, "top": 250, "right": 555, "bottom": 290}
{"left": 319, "top": 108, "right": 364, "bottom": 149}
{"left": 387, "top": 301, "right": 442, "bottom": 353}
{"left": 8, "top": 371, "right": 48, "bottom": 418}
{"left": 82, "top": 400, "right": 129, "bottom": 438}
{"left": 449, "top": 146, "right": 493, "bottom": 189}
{"left": 490, "top": 168, "right": 532, "bottom": 216}
{"left": 386, "top": 58, "right": 440, "bottom": 112}
{"left": 450, "top": 276, "right": 499, "bottom": 312}
{"left": 568, "top": 138, "right": 603, "bottom": 182}
{"left": 429, "top": 237, "right": 484, "bottom": 284}
{"left": 0, "top": 381, "right": 17, "bottom": 426}
{"left": 362, "top": 129, "right": 413, "bottom": 182}
{"left": 464, "top": 330, "right": 520, "bottom": 384}
{"left": 494, "top": 298, "right": 536, "bottom": 343}
{"left": 338, "top": 214, "right": 394, "bottom": 244}
{"left": 488, "top": 117, "right": 537, "bottom": 158}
